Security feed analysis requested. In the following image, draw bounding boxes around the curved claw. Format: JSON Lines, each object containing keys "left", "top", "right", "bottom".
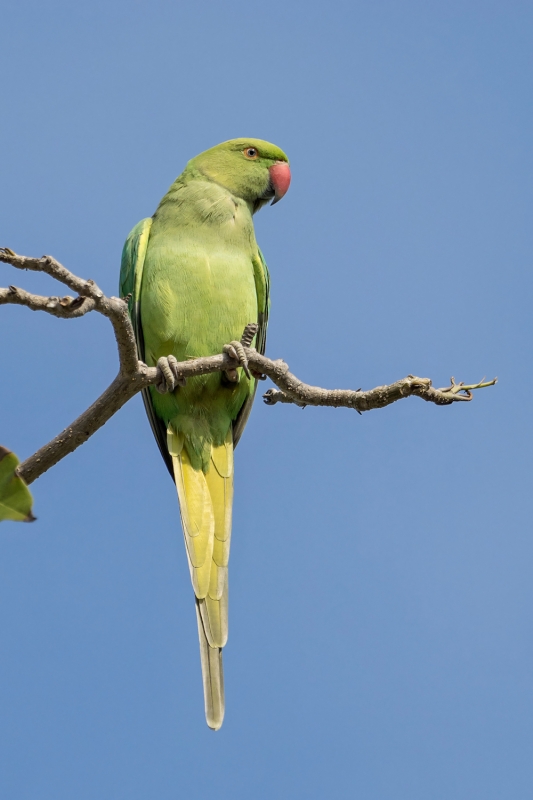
{"left": 223, "top": 341, "right": 252, "bottom": 380}
{"left": 155, "top": 355, "right": 186, "bottom": 393}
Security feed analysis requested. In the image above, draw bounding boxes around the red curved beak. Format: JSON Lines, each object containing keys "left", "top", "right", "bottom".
{"left": 269, "top": 161, "right": 291, "bottom": 204}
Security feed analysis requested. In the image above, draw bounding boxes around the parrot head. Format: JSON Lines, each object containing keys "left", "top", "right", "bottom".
{"left": 190, "top": 138, "right": 290, "bottom": 213}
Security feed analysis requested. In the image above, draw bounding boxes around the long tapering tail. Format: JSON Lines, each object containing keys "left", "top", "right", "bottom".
{"left": 196, "top": 601, "right": 224, "bottom": 729}
{"left": 167, "top": 427, "right": 233, "bottom": 731}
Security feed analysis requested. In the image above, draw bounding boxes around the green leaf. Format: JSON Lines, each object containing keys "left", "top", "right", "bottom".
{"left": 0, "top": 446, "right": 35, "bottom": 522}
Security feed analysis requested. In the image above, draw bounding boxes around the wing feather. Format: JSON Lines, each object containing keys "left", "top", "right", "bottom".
{"left": 120, "top": 217, "right": 173, "bottom": 476}
{"left": 232, "top": 248, "right": 270, "bottom": 446}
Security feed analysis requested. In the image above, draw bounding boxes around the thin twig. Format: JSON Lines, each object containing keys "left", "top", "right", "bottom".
{"left": 0, "top": 248, "right": 496, "bottom": 486}
{"left": 0, "top": 285, "right": 95, "bottom": 318}
{"left": 260, "top": 365, "right": 497, "bottom": 410}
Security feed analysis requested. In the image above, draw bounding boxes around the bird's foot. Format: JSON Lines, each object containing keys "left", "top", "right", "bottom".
{"left": 223, "top": 341, "right": 252, "bottom": 381}
{"left": 241, "top": 323, "right": 266, "bottom": 379}
{"left": 240, "top": 323, "right": 259, "bottom": 347}
{"left": 155, "top": 356, "right": 187, "bottom": 393}
{"left": 222, "top": 324, "right": 261, "bottom": 382}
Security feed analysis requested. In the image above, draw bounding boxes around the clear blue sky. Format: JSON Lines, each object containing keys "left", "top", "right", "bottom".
{"left": 1, "top": 2, "right": 532, "bottom": 798}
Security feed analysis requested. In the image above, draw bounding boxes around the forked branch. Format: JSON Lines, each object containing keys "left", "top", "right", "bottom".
{"left": 0, "top": 248, "right": 496, "bottom": 486}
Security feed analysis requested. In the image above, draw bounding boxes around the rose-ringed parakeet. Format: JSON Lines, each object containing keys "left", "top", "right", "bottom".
{"left": 119, "top": 139, "right": 290, "bottom": 730}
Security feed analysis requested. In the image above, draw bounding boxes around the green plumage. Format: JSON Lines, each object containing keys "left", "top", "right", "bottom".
{"left": 119, "top": 138, "right": 289, "bottom": 729}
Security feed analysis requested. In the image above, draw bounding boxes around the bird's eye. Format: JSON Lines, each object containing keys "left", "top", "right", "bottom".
{"left": 244, "top": 147, "right": 258, "bottom": 159}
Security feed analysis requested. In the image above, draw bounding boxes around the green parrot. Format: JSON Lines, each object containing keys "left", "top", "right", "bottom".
{"left": 119, "top": 139, "right": 291, "bottom": 730}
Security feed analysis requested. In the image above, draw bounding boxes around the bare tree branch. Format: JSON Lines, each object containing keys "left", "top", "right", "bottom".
{"left": 0, "top": 248, "right": 496, "bottom": 487}
{"left": 0, "top": 248, "right": 138, "bottom": 372}
{"left": 0, "top": 285, "right": 95, "bottom": 318}
{"left": 261, "top": 370, "right": 497, "bottom": 411}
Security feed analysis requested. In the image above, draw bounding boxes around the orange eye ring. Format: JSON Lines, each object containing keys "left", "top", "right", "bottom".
{"left": 243, "top": 147, "right": 259, "bottom": 159}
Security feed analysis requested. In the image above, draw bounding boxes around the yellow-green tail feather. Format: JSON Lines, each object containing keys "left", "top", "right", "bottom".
{"left": 168, "top": 427, "right": 233, "bottom": 730}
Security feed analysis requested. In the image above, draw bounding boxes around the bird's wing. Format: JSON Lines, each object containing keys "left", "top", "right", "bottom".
{"left": 119, "top": 217, "right": 151, "bottom": 304}
{"left": 120, "top": 218, "right": 173, "bottom": 476}
{"left": 232, "top": 247, "right": 270, "bottom": 446}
